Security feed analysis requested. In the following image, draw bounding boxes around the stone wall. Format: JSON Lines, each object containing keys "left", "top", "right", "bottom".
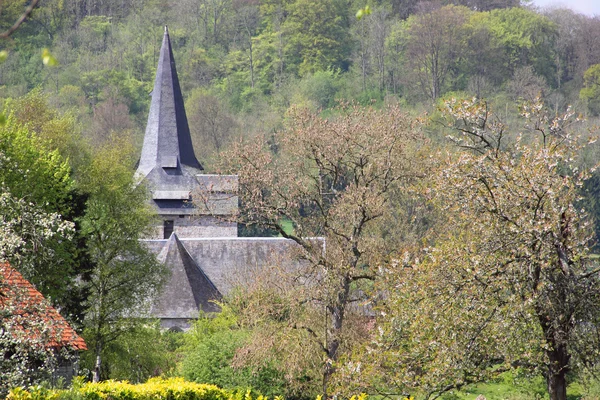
{"left": 149, "top": 215, "right": 237, "bottom": 239}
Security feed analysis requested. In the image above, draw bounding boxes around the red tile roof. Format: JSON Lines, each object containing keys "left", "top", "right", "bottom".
{"left": 0, "top": 262, "right": 87, "bottom": 351}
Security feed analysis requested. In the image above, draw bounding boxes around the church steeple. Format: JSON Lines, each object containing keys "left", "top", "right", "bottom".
{"left": 137, "top": 26, "right": 202, "bottom": 179}
{"left": 135, "top": 27, "right": 238, "bottom": 242}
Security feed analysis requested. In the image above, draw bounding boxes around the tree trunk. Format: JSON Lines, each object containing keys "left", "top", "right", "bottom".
{"left": 93, "top": 341, "right": 102, "bottom": 382}
{"left": 547, "top": 370, "right": 567, "bottom": 400}
{"left": 322, "top": 278, "right": 350, "bottom": 398}
{"left": 322, "top": 330, "right": 340, "bottom": 399}
{"left": 547, "top": 344, "right": 569, "bottom": 400}
{"left": 248, "top": 34, "right": 254, "bottom": 89}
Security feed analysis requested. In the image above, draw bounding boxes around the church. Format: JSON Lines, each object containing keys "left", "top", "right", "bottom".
{"left": 136, "top": 27, "right": 302, "bottom": 331}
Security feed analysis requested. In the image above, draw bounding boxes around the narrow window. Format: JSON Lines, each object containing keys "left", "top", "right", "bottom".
{"left": 164, "top": 220, "right": 174, "bottom": 239}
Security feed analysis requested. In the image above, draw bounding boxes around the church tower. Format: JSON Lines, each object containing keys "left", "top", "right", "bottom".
{"left": 139, "top": 28, "right": 302, "bottom": 331}
{"left": 136, "top": 27, "right": 237, "bottom": 239}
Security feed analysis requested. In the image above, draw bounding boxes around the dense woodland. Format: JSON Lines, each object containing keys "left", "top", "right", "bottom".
{"left": 4, "top": 1, "right": 600, "bottom": 400}
{"left": 1, "top": 0, "right": 600, "bottom": 159}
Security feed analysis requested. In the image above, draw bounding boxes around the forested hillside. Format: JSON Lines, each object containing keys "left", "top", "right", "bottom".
{"left": 2, "top": 0, "right": 600, "bottom": 164}
{"left": 4, "top": 2, "right": 600, "bottom": 400}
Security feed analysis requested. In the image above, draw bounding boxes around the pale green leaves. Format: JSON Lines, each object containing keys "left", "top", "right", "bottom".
{"left": 0, "top": 49, "right": 57, "bottom": 66}
{"left": 41, "top": 48, "right": 58, "bottom": 66}
{"left": 356, "top": 5, "right": 371, "bottom": 20}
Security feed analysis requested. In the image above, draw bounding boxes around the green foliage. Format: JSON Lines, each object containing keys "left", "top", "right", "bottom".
{"left": 80, "top": 70, "right": 149, "bottom": 116}
{"left": 355, "top": 5, "right": 371, "bottom": 21}
{"left": 580, "top": 64, "right": 600, "bottom": 116}
{"left": 182, "top": 329, "right": 249, "bottom": 386}
{"left": 7, "top": 89, "right": 90, "bottom": 173}
{"left": 0, "top": 113, "right": 77, "bottom": 300}
{"left": 80, "top": 322, "right": 180, "bottom": 383}
{"left": 1, "top": 90, "right": 93, "bottom": 320}
{"left": 295, "top": 69, "right": 342, "bottom": 109}
{"left": 437, "top": 371, "right": 546, "bottom": 400}
{"left": 470, "top": 8, "right": 558, "bottom": 85}
{"left": 259, "top": 0, "right": 353, "bottom": 77}
{"left": 390, "top": 5, "right": 472, "bottom": 100}
{"left": 0, "top": 114, "right": 72, "bottom": 213}
{"left": 42, "top": 48, "right": 58, "bottom": 67}
{"left": 78, "top": 135, "right": 167, "bottom": 382}
{"left": 180, "top": 307, "right": 286, "bottom": 398}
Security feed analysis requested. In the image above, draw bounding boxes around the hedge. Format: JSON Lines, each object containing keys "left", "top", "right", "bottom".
{"left": 7, "top": 377, "right": 276, "bottom": 400}
{"left": 6, "top": 378, "right": 375, "bottom": 400}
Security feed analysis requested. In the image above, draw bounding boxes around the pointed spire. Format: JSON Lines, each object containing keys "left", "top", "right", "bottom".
{"left": 137, "top": 26, "right": 202, "bottom": 179}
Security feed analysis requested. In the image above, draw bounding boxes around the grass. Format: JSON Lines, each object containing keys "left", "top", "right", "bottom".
{"left": 278, "top": 218, "right": 294, "bottom": 236}
{"left": 436, "top": 372, "right": 593, "bottom": 400}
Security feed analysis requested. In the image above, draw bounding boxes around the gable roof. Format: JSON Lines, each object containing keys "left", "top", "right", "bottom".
{"left": 136, "top": 26, "right": 202, "bottom": 181}
{"left": 0, "top": 262, "right": 87, "bottom": 351}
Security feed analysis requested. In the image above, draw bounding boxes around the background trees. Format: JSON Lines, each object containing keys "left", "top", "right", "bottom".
{"left": 180, "top": 306, "right": 287, "bottom": 397}
{"left": 392, "top": 5, "right": 471, "bottom": 101}
{"left": 3, "top": 0, "right": 600, "bottom": 167}
{"left": 580, "top": 63, "right": 600, "bottom": 115}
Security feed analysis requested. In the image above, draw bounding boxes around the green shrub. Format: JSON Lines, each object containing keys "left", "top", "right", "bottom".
{"left": 80, "top": 322, "right": 182, "bottom": 383}
{"left": 180, "top": 308, "right": 286, "bottom": 398}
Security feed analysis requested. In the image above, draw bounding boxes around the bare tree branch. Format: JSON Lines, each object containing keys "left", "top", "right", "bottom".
{"left": 0, "top": 0, "right": 40, "bottom": 39}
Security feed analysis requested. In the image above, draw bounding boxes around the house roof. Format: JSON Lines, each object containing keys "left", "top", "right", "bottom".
{"left": 136, "top": 26, "right": 202, "bottom": 182}
{"left": 0, "top": 262, "right": 87, "bottom": 351}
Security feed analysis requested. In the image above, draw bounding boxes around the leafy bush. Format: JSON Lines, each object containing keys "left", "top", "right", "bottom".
{"left": 80, "top": 321, "right": 182, "bottom": 383}
{"left": 180, "top": 307, "right": 286, "bottom": 398}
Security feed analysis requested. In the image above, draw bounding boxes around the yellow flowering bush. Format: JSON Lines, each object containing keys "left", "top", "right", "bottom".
{"left": 8, "top": 379, "right": 369, "bottom": 400}
{"left": 9, "top": 378, "right": 229, "bottom": 400}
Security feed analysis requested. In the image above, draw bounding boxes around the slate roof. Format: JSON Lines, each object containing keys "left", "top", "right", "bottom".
{"left": 150, "top": 234, "right": 222, "bottom": 319}
{"left": 136, "top": 26, "right": 202, "bottom": 184}
{"left": 0, "top": 262, "right": 87, "bottom": 351}
{"left": 144, "top": 236, "right": 304, "bottom": 301}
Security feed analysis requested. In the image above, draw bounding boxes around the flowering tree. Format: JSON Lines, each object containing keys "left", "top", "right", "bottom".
{"left": 0, "top": 284, "right": 58, "bottom": 395}
{"left": 372, "top": 98, "right": 599, "bottom": 400}
{"left": 222, "top": 103, "right": 424, "bottom": 397}
{"left": 0, "top": 187, "right": 75, "bottom": 394}
{"left": 0, "top": 187, "right": 75, "bottom": 273}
